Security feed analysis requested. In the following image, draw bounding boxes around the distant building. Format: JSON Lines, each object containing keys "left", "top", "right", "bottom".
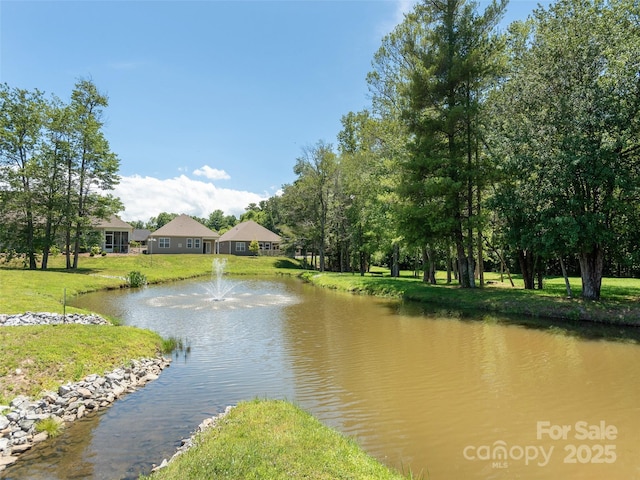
{"left": 217, "top": 221, "right": 281, "bottom": 256}
{"left": 148, "top": 214, "right": 219, "bottom": 254}
{"left": 93, "top": 215, "right": 133, "bottom": 253}
{"left": 132, "top": 229, "right": 151, "bottom": 246}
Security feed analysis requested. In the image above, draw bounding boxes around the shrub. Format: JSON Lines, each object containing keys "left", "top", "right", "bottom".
{"left": 127, "top": 271, "right": 147, "bottom": 288}
{"left": 249, "top": 240, "right": 260, "bottom": 256}
{"left": 36, "top": 416, "right": 64, "bottom": 438}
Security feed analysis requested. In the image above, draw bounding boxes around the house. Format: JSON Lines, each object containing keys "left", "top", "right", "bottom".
{"left": 148, "top": 214, "right": 219, "bottom": 254}
{"left": 130, "top": 229, "right": 151, "bottom": 253}
{"left": 217, "top": 220, "right": 281, "bottom": 256}
{"left": 93, "top": 215, "right": 134, "bottom": 253}
{"left": 132, "top": 229, "right": 151, "bottom": 246}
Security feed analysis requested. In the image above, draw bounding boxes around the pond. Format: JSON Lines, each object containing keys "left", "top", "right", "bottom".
{"left": 5, "top": 276, "right": 640, "bottom": 479}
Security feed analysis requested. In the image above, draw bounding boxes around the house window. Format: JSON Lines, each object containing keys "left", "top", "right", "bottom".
{"left": 264, "top": 243, "right": 271, "bottom": 250}
{"left": 159, "top": 238, "right": 170, "bottom": 248}
{"left": 194, "top": 238, "right": 201, "bottom": 249}
{"left": 235, "top": 242, "right": 246, "bottom": 252}
{"left": 186, "top": 238, "right": 193, "bottom": 248}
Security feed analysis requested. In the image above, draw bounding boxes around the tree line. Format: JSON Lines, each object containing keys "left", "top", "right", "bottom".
{"left": 270, "top": 0, "right": 640, "bottom": 300}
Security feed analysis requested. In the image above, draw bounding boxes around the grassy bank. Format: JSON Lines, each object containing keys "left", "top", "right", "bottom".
{"left": 0, "top": 254, "right": 302, "bottom": 314}
{"left": 0, "top": 255, "right": 302, "bottom": 400}
{"left": 0, "top": 325, "right": 163, "bottom": 403}
{"left": 301, "top": 270, "right": 640, "bottom": 326}
{"left": 143, "top": 399, "right": 410, "bottom": 480}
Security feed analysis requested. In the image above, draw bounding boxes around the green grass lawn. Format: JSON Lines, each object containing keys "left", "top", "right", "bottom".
{"left": 0, "top": 254, "right": 303, "bottom": 314}
{"left": 142, "top": 399, "right": 412, "bottom": 480}
{"left": 0, "top": 325, "right": 163, "bottom": 403}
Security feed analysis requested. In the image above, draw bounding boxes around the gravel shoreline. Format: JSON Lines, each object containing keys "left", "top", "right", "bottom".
{"left": 150, "top": 405, "right": 236, "bottom": 473}
{"left": 0, "top": 312, "right": 111, "bottom": 327}
{"left": 0, "top": 312, "right": 171, "bottom": 473}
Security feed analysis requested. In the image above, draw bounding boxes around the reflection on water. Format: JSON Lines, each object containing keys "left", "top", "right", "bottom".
{"left": 5, "top": 277, "right": 640, "bottom": 479}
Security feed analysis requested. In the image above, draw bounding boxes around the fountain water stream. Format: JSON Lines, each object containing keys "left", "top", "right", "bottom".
{"left": 207, "top": 258, "right": 236, "bottom": 301}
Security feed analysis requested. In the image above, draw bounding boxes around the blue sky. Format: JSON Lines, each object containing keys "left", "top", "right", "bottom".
{"left": 1, "top": 0, "right": 550, "bottom": 222}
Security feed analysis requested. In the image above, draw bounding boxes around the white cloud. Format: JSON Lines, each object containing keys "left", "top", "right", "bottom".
{"left": 395, "top": 0, "right": 417, "bottom": 22}
{"left": 111, "top": 174, "right": 265, "bottom": 222}
{"left": 193, "top": 165, "right": 230, "bottom": 181}
{"left": 375, "top": 0, "right": 417, "bottom": 37}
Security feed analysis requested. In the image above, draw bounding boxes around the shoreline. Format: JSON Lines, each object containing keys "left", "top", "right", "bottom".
{"left": 300, "top": 272, "right": 640, "bottom": 328}
{"left": 150, "top": 405, "right": 236, "bottom": 473}
{"left": 0, "top": 313, "right": 171, "bottom": 473}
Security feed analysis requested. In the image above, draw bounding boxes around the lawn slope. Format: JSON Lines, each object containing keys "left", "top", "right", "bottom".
{"left": 144, "top": 399, "right": 410, "bottom": 480}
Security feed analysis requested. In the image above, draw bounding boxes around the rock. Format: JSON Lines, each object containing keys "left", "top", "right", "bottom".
{"left": 0, "top": 416, "right": 9, "bottom": 430}
{"left": 0, "top": 456, "right": 18, "bottom": 467}
{"left": 18, "top": 419, "right": 35, "bottom": 432}
{"left": 11, "top": 430, "right": 27, "bottom": 440}
{"left": 5, "top": 412, "right": 19, "bottom": 423}
{"left": 42, "top": 391, "right": 58, "bottom": 404}
{"left": 106, "top": 371, "right": 124, "bottom": 382}
{"left": 58, "top": 385, "right": 72, "bottom": 396}
{"left": 11, "top": 443, "right": 31, "bottom": 453}
{"left": 10, "top": 396, "right": 29, "bottom": 409}
{"left": 112, "top": 385, "right": 125, "bottom": 398}
{"left": 76, "top": 387, "right": 93, "bottom": 399}
{"left": 32, "top": 431, "right": 48, "bottom": 443}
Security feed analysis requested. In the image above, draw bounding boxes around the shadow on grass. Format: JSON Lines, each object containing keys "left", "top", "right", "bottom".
{"left": 0, "top": 264, "right": 104, "bottom": 275}
{"left": 274, "top": 258, "right": 304, "bottom": 269}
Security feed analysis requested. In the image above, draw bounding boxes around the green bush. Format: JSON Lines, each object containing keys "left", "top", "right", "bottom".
{"left": 127, "top": 271, "right": 147, "bottom": 288}
{"left": 249, "top": 239, "right": 260, "bottom": 256}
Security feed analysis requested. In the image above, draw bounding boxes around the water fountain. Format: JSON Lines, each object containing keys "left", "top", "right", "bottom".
{"left": 207, "top": 258, "right": 236, "bottom": 301}
{"left": 146, "top": 258, "right": 297, "bottom": 311}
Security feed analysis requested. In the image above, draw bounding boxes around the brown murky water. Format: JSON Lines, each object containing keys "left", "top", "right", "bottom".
{"left": 5, "top": 277, "right": 640, "bottom": 479}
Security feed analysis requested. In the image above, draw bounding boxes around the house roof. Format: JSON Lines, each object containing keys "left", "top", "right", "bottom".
{"left": 93, "top": 215, "right": 133, "bottom": 230}
{"left": 150, "top": 214, "right": 219, "bottom": 239}
{"left": 218, "top": 221, "right": 281, "bottom": 242}
{"left": 132, "top": 229, "right": 151, "bottom": 242}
